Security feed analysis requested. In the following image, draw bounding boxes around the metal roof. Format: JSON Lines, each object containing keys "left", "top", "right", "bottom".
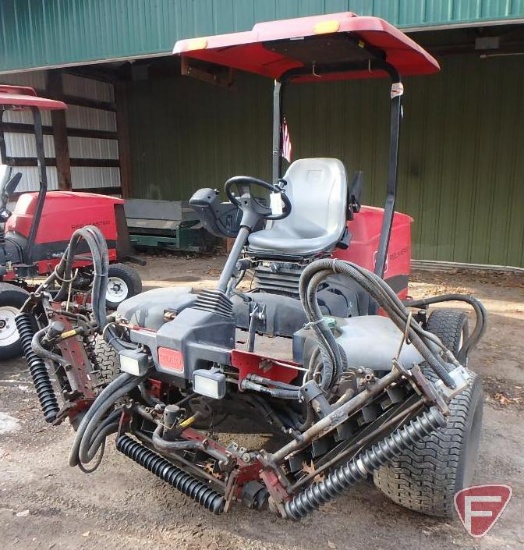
{"left": 0, "top": 1, "right": 523, "bottom": 74}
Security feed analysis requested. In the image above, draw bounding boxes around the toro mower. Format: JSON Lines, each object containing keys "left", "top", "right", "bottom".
{"left": 18, "top": 13, "right": 486, "bottom": 521}
{"left": 0, "top": 85, "right": 142, "bottom": 360}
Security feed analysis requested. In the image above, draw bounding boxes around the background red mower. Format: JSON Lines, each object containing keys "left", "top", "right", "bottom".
{"left": 0, "top": 85, "right": 143, "bottom": 360}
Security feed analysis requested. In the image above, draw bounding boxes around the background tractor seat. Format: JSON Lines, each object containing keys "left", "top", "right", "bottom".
{"left": 247, "top": 158, "right": 348, "bottom": 256}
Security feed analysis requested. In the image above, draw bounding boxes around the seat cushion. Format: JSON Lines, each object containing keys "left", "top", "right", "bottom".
{"left": 247, "top": 158, "right": 347, "bottom": 255}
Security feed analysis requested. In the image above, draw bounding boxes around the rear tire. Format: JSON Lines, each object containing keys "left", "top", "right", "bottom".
{"left": 427, "top": 308, "right": 469, "bottom": 361}
{"left": 106, "top": 263, "right": 142, "bottom": 309}
{"left": 0, "top": 283, "right": 29, "bottom": 361}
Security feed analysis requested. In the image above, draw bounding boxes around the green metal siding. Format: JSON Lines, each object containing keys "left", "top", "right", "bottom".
{"left": 1, "top": 1, "right": 524, "bottom": 73}
{"left": 128, "top": 53, "right": 524, "bottom": 266}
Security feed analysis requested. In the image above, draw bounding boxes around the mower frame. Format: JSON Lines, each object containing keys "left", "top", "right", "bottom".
{"left": 16, "top": 12, "right": 488, "bottom": 524}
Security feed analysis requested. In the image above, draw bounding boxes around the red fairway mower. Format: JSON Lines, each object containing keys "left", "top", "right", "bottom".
{"left": 18, "top": 13, "right": 486, "bottom": 521}
{"left": 0, "top": 85, "right": 142, "bottom": 360}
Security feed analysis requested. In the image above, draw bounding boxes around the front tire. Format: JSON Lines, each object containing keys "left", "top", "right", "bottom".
{"left": 93, "top": 336, "right": 120, "bottom": 387}
{"left": 373, "top": 307, "right": 482, "bottom": 517}
{"left": 373, "top": 373, "right": 483, "bottom": 517}
{"left": 0, "top": 283, "right": 29, "bottom": 361}
{"left": 106, "top": 263, "right": 142, "bottom": 309}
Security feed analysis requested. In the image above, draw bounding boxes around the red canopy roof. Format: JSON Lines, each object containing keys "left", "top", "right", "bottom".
{"left": 173, "top": 12, "right": 440, "bottom": 81}
{"left": 0, "top": 85, "right": 66, "bottom": 110}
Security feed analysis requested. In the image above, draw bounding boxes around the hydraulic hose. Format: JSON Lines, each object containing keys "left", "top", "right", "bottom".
{"left": 299, "top": 270, "right": 345, "bottom": 391}
{"left": 69, "top": 372, "right": 143, "bottom": 467}
{"left": 404, "top": 294, "right": 487, "bottom": 362}
{"left": 53, "top": 226, "right": 107, "bottom": 327}
{"left": 31, "top": 327, "right": 70, "bottom": 369}
{"left": 76, "top": 375, "right": 146, "bottom": 465}
{"left": 52, "top": 225, "right": 134, "bottom": 353}
{"left": 152, "top": 425, "right": 229, "bottom": 463}
{"left": 241, "top": 379, "right": 300, "bottom": 399}
{"left": 299, "top": 259, "right": 457, "bottom": 389}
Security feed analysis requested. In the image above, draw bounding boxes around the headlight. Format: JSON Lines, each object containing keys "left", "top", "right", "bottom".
{"left": 193, "top": 369, "right": 226, "bottom": 399}
{"left": 119, "top": 349, "right": 150, "bottom": 376}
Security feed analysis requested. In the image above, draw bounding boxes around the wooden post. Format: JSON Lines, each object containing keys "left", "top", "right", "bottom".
{"left": 46, "top": 70, "right": 72, "bottom": 190}
{"left": 115, "top": 82, "right": 132, "bottom": 198}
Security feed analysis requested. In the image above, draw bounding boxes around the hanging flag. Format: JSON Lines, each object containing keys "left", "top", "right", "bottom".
{"left": 281, "top": 117, "right": 292, "bottom": 163}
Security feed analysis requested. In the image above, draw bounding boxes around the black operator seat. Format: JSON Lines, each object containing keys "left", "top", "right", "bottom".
{"left": 247, "top": 158, "right": 348, "bottom": 256}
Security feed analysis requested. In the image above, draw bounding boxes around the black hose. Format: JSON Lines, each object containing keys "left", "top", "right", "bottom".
{"left": 31, "top": 327, "right": 70, "bottom": 368}
{"left": 246, "top": 374, "right": 300, "bottom": 391}
{"left": 241, "top": 379, "right": 300, "bottom": 399}
{"left": 299, "top": 270, "right": 345, "bottom": 391}
{"left": 299, "top": 259, "right": 457, "bottom": 389}
{"left": 69, "top": 372, "right": 137, "bottom": 467}
{"left": 152, "top": 425, "right": 228, "bottom": 462}
{"left": 241, "top": 394, "right": 288, "bottom": 434}
{"left": 77, "top": 375, "right": 146, "bottom": 465}
{"left": 78, "top": 409, "right": 122, "bottom": 465}
{"left": 54, "top": 227, "right": 106, "bottom": 326}
{"left": 54, "top": 226, "right": 133, "bottom": 353}
{"left": 404, "top": 294, "right": 487, "bottom": 361}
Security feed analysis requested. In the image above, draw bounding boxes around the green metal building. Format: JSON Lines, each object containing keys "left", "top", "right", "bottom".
{"left": 0, "top": 1, "right": 523, "bottom": 266}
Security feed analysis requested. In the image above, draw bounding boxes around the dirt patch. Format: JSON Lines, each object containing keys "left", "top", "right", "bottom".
{"left": 411, "top": 268, "right": 524, "bottom": 289}
{"left": 483, "top": 375, "right": 524, "bottom": 411}
{"left": 1, "top": 256, "right": 523, "bottom": 550}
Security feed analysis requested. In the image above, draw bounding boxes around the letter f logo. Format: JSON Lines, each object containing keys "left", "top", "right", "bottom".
{"left": 455, "top": 485, "right": 512, "bottom": 537}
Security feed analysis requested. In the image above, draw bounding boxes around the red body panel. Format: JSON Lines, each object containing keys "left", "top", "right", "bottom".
{"left": 4, "top": 191, "right": 122, "bottom": 276}
{"left": 333, "top": 206, "right": 412, "bottom": 298}
{"left": 230, "top": 349, "right": 299, "bottom": 385}
{"left": 7, "top": 191, "right": 123, "bottom": 243}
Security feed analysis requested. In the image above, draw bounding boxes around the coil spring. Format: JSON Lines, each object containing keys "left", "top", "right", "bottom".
{"left": 285, "top": 407, "right": 446, "bottom": 520}
{"left": 15, "top": 313, "right": 59, "bottom": 423}
{"left": 116, "top": 435, "right": 225, "bottom": 514}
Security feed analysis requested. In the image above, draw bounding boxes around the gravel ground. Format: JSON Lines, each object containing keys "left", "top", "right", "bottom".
{"left": 0, "top": 256, "right": 522, "bottom": 550}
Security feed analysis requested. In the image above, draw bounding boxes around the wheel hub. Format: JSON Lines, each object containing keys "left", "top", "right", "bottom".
{"left": 106, "top": 277, "right": 129, "bottom": 303}
{"left": 0, "top": 306, "right": 20, "bottom": 345}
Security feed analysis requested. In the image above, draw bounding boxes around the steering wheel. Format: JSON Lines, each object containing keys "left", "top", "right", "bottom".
{"left": 224, "top": 176, "right": 291, "bottom": 222}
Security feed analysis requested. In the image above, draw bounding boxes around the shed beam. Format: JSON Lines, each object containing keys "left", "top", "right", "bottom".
{"left": 46, "top": 70, "right": 72, "bottom": 190}
{"left": 115, "top": 82, "right": 132, "bottom": 198}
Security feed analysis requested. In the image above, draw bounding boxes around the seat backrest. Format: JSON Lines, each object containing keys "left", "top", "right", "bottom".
{"left": 276, "top": 157, "right": 347, "bottom": 239}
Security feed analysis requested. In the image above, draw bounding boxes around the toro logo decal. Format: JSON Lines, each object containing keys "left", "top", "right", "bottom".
{"left": 454, "top": 484, "right": 512, "bottom": 537}
{"left": 158, "top": 347, "right": 184, "bottom": 373}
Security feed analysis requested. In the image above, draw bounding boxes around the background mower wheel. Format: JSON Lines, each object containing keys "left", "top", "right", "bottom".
{"left": 0, "top": 283, "right": 29, "bottom": 361}
{"left": 106, "top": 263, "right": 142, "bottom": 309}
